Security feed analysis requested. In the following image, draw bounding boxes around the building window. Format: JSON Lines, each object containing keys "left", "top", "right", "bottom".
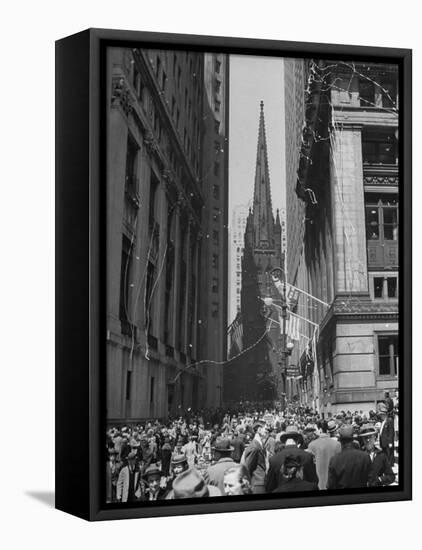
{"left": 365, "top": 195, "right": 398, "bottom": 242}
{"left": 370, "top": 274, "right": 398, "bottom": 300}
{"left": 362, "top": 129, "right": 397, "bottom": 165}
{"left": 381, "top": 78, "right": 397, "bottom": 108}
{"left": 149, "top": 172, "right": 159, "bottom": 233}
{"left": 150, "top": 376, "right": 155, "bottom": 404}
{"left": 126, "top": 370, "right": 132, "bottom": 401}
{"left": 161, "top": 70, "right": 167, "bottom": 92}
{"left": 214, "top": 120, "right": 220, "bottom": 134}
{"left": 156, "top": 56, "right": 161, "bottom": 78}
{"left": 215, "top": 100, "right": 221, "bottom": 113}
{"left": 213, "top": 230, "right": 219, "bottom": 246}
{"left": 377, "top": 334, "right": 398, "bottom": 377}
{"left": 212, "top": 253, "right": 219, "bottom": 269}
{"left": 119, "top": 235, "right": 133, "bottom": 322}
{"left": 171, "top": 96, "right": 176, "bottom": 117}
{"left": 359, "top": 78, "right": 375, "bottom": 107}
{"left": 213, "top": 184, "right": 220, "bottom": 200}
{"left": 215, "top": 59, "right": 221, "bottom": 73}
{"left": 212, "top": 277, "right": 219, "bottom": 293}
{"left": 211, "top": 302, "right": 219, "bottom": 317}
{"left": 125, "top": 134, "right": 139, "bottom": 195}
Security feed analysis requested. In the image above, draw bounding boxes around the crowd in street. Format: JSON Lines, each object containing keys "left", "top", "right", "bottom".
{"left": 105, "top": 392, "right": 398, "bottom": 503}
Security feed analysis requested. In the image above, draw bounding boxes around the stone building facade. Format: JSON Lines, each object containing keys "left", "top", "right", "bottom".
{"left": 106, "top": 47, "right": 229, "bottom": 421}
{"left": 285, "top": 60, "right": 399, "bottom": 415}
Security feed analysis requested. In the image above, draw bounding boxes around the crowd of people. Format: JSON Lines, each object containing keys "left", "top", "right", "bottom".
{"left": 105, "top": 391, "right": 398, "bottom": 503}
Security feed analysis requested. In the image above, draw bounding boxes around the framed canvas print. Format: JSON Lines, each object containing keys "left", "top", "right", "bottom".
{"left": 55, "top": 28, "right": 412, "bottom": 521}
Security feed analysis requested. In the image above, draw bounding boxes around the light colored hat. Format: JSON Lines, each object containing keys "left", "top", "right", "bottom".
{"left": 172, "top": 469, "right": 221, "bottom": 499}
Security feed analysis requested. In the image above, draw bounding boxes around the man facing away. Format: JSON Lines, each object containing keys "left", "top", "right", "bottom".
{"left": 307, "top": 420, "right": 341, "bottom": 490}
{"left": 327, "top": 425, "right": 371, "bottom": 490}
{"left": 203, "top": 438, "right": 237, "bottom": 494}
{"left": 265, "top": 425, "right": 318, "bottom": 493}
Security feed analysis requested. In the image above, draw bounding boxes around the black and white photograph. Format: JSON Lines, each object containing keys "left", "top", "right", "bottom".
{"left": 105, "top": 46, "right": 402, "bottom": 506}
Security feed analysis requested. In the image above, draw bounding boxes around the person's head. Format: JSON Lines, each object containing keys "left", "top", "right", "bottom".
{"left": 171, "top": 454, "right": 189, "bottom": 476}
{"left": 126, "top": 451, "right": 137, "bottom": 468}
{"left": 320, "top": 420, "right": 328, "bottom": 434}
{"left": 254, "top": 421, "right": 268, "bottom": 441}
{"left": 212, "top": 438, "right": 234, "bottom": 461}
{"left": 223, "top": 465, "right": 252, "bottom": 496}
{"left": 362, "top": 434, "right": 377, "bottom": 452}
{"left": 338, "top": 425, "right": 354, "bottom": 445}
{"left": 281, "top": 454, "right": 303, "bottom": 480}
{"left": 145, "top": 471, "right": 161, "bottom": 493}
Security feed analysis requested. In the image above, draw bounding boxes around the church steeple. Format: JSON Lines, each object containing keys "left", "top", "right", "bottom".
{"left": 252, "top": 101, "right": 275, "bottom": 249}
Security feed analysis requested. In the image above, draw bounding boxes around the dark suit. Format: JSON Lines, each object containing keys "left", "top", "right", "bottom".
{"left": 232, "top": 436, "right": 246, "bottom": 463}
{"left": 273, "top": 478, "right": 318, "bottom": 493}
{"left": 379, "top": 417, "right": 395, "bottom": 466}
{"left": 265, "top": 445, "right": 318, "bottom": 493}
{"left": 243, "top": 438, "right": 267, "bottom": 493}
{"left": 367, "top": 448, "right": 395, "bottom": 486}
{"left": 327, "top": 445, "right": 371, "bottom": 489}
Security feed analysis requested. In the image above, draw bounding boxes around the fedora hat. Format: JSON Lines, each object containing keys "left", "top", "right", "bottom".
{"left": 172, "top": 469, "right": 221, "bottom": 499}
{"left": 212, "top": 438, "right": 234, "bottom": 453}
{"left": 327, "top": 420, "right": 337, "bottom": 433}
{"left": 171, "top": 453, "right": 188, "bottom": 465}
{"left": 359, "top": 424, "right": 378, "bottom": 438}
{"left": 143, "top": 464, "right": 163, "bottom": 479}
{"left": 303, "top": 423, "right": 316, "bottom": 432}
{"left": 338, "top": 425, "right": 354, "bottom": 440}
{"left": 279, "top": 425, "right": 304, "bottom": 445}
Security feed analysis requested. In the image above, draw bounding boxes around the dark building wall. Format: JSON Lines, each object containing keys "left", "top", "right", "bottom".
{"left": 106, "top": 47, "right": 229, "bottom": 420}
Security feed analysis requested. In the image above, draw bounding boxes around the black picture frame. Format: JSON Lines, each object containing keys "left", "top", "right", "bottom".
{"left": 55, "top": 28, "right": 412, "bottom": 521}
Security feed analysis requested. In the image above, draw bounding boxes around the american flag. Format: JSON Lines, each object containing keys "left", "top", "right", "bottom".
{"left": 286, "top": 283, "right": 300, "bottom": 308}
{"left": 228, "top": 313, "right": 243, "bottom": 357}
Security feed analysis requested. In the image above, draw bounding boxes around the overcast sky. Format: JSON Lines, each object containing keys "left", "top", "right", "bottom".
{"left": 228, "top": 54, "right": 286, "bottom": 220}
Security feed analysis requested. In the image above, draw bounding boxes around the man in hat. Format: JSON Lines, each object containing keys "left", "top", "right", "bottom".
{"left": 172, "top": 468, "right": 222, "bottom": 499}
{"left": 242, "top": 420, "right": 268, "bottom": 494}
{"left": 378, "top": 403, "right": 395, "bottom": 467}
{"left": 359, "top": 424, "right": 395, "bottom": 487}
{"left": 116, "top": 450, "right": 142, "bottom": 503}
{"left": 273, "top": 454, "right": 319, "bottom": 493}
{"left": 106, "top": 447, "right": 121, "bottom": 503}
{"left": 140, "top": 464, "right": 168, "bottom": 501}
{"left": 384, "top": 391, "right": 394, "bottom": 414}
{"left": 327, "top": 425, "right": 371, "bottom": 490}
{"left": 231, "top": 428, "right": 246, "bottom": 463}
{"left": 203, "top": 438, "right": 237, "bottom": 493}
{"left": 265, "top": 425, "right": 318, "bottom": 492}
{"left": 307, "top": 420, "right": 341, "bottom": 490}
{"left": 182, "top": 435, "right": 198, "bottom": 468}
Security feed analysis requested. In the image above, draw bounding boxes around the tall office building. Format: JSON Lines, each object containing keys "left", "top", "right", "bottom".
{"left": 229, "top": 203, "right": 250, "bottom": 323}
{"left": 106, "top": 47, "right": 229, "bottom": 420}
{"left": 285, "top": 60, "right": 398, "bottom": 414}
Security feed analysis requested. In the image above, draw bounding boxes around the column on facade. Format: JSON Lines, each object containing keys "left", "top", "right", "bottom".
{"left": 330, "top": 124, "right": 368, "bottom": 294}
{"left": 155, "top": 182, "right": 169, "bottom": 347}
{"left": 171, "top": 204, "right": 182, "bottom": 349}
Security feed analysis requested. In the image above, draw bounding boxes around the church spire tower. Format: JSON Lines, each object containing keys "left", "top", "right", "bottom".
{"left": 252, "top": 100, "right": 275, "bottom": 249}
